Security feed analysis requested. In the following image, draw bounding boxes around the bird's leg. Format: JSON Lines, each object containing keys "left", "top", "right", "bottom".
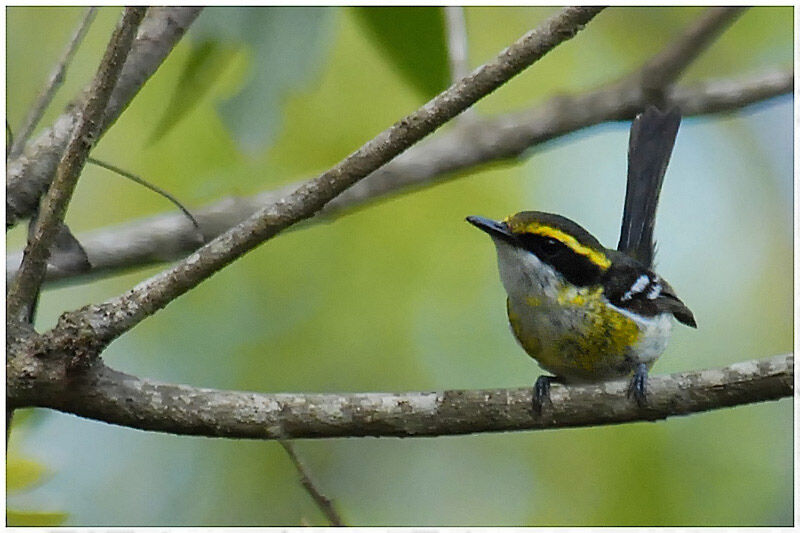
{"left": 627, "top": 362, "right": 649, "bottom": 407}
{"left": 532, "top": 375, "right": 560, "bottom": 415}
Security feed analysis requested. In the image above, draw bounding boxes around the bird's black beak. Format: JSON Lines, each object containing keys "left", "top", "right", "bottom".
{"left": 466, "top": 216, "right": 515, "bottom": 245}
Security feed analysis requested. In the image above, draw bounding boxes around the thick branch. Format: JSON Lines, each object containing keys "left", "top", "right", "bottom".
{"left": 7, "top": 354, "right": 792, "bottom": 439}
{"left": 6, "top": 8, "right": 147, "bottom": 324}
{"left": 6, "top": 7, "right": 203, "bottom": 229}
{"left": 54, "top": 7, "right": 604, "bottom": 345}
{"left": 9, "top": 69, "right": 790, "bottom": 286}
{"left": 8, "top": 7, "right": 98, "bottom": 159}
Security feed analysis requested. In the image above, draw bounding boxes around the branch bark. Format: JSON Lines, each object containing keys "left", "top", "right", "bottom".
{"left": 48, "top": 6, "right": 604, "bottom": 347}
{"left": 6, "top": 7, "right": 147, "bottom": 324}
{"left": 6, "top": 7, "right": 203, "bottom": 230}
{"left": 6, "top": 353, "right": 792, "bottom": 439}
{"left": 9, "top": 69, "right": 791, "bottom": 286}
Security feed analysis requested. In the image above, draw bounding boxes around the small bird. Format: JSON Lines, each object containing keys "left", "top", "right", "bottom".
{"left": 467, "top": 107, "right": 695, "bottom": 411}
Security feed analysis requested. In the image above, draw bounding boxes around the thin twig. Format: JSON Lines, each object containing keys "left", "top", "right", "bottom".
{"left": 6, "top": 351, "right": 793, "bottom": 439}
{"left": 6, "top": 7, "right": 147, "bottom": 324}
{"left": 87, "top": 157, "right": 202, "bottom": 232}
{"left": 54, "top": 7, "right": 603, "bottom": 346}
{"left": 637, "top": 7, "right": 747, "bottom": 101}
{"left": 279, "top": 441, "right": 345, "bottom": 527}
{"left": 8, "top": 68, "right": 790, "bottom": 286}
{"left": 6, "top": 7, "right": 203, "bottom": 230}
{"left": 9, "top": 7, "right": 98, "bottom": 159}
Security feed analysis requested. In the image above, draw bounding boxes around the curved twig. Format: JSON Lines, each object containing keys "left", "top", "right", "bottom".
{"left": 87, "top": 157, "right": 202, "bottom": 232}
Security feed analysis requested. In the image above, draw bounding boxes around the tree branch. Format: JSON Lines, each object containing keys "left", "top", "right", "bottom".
{"left": 9, "top": 68, "right": 790, "bottom": 286}
{"left": 8, "top": 6, "right": 770, "bottom": 286}
{"left": 6, "top": 7, "right": 203, "bottom": 230}
{"left": 6, "top": 353, "right": 792, "bottom": 439}
{"left": 670, "top": 69, "right": 793, "bottom": 114}
{"left": 279, "top": 441, "right": 345, "bottom": 526}
{"left": 6, "top": 8, "right": 147, "bottom": 324}
{"left": 638, "top": 7, "right": 747, "bottom": 94}
{"left": 8, "top": 7, "right": 98, "bottom": 159}
{"left": 47, "top": 6, "right": 604, "bottom": 347}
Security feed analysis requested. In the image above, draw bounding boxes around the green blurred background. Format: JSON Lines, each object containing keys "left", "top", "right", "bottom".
{"left": 6, "top": 6, "right": 793, "bottom": 526}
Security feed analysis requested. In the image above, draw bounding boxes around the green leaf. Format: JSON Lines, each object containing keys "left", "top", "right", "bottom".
{"left": 352, "top": 7, "right": 449, "bottom": 98}
{"left": 188, "top": 7, "right": 334, "bottom": 154}
{"left": 7, "top": 509, "right": 68, "bottom": 526}
{"left": 150, "top": 39, "right": 238, "bottom": 144}
{"left": 6, "top": 457, "right": 47, "bottom": 492}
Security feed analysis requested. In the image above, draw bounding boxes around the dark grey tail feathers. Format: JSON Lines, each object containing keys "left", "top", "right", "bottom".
{"left": 617, "top": 106, "right": 681, "bottom": 269}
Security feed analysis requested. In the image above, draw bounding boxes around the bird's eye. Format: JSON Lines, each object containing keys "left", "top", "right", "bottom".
{"left": 539, "top": 237, "right": 561, "bottom": 256}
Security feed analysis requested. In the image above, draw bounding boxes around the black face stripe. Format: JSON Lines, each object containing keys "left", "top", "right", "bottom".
{"left": 516, "top": 232, "right": 603, "bottom": 287}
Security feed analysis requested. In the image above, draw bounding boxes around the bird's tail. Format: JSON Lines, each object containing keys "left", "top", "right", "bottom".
{"left": 617, "top": 107, "right": 682, "bottom": 269}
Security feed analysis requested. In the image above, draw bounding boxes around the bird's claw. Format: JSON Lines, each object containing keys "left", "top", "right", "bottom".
{"left": 533, "top": 375, "right": 555, "bottom": 415}
{"left": 627, "top": 362, "right": 649, "bottom": 407}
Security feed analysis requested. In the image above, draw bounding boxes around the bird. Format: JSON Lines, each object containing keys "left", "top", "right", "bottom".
{"left": 466, "top": 106, "right": 695, "bottom": 412}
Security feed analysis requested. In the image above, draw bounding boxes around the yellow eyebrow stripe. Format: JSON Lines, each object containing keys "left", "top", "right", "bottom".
{"left": 526, "top": 224, "right": 611, "bottom": 270}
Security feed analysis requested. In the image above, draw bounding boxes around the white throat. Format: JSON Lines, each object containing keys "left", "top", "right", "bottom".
{"left": 491, "top": 239, "right": 564, "bottom": 303}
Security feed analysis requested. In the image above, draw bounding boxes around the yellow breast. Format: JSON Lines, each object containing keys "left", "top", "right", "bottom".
{"left": 506, "top": 287, "right": 642, "bottom": 381}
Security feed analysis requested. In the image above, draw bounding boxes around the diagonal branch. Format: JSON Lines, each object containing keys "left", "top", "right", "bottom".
{"left": 8, "top": 7, "right": 780, "bottom": 287}
{"left": 50, "top": 6, "right": 604, "bottom": 346}
{"left": 8, "top": 7, "right": 98, "bottom": 159}
{"left": 6, "top": 7, "right": 203, "bottom": 230}
{"left": 280, "top": 441, "right": 345, "bottom": 526}
{"left": 6, "top": 8, "right": 147, "bottom": 324}
{"left": 9, "top": 68, "right": 791, "bottom": 286}
{"left": 637, "top": 6, "right": 747, "bottom": 94}
{"left": 6, "top": 353, "right": 792, "bottom": 440}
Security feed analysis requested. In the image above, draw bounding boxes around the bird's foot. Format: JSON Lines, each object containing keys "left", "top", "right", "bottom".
{"left": 626, "top": 362, "right": 649, "bottom": 407}
{"left": 533, "top": 375, "right": 558, "bottom": 415}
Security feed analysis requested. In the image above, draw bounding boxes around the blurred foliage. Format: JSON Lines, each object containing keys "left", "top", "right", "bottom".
{"left": 352, "top": 7, "right": 449, "bottom": 98}
{"left": 6, "top": 6, "right": 793, "bottom": 526}
{"left": 148, "top": 38, "right": 239, "bottom": 145}
{"left": 7, "top": 457, "right": 47, "bottom": 492}
{"left": 6, "top": 509, "right": 68, "bottom": 527}
{"left": 153, "top": 7, "right": 334, "bottom": 153}
{"left": 6, "top": 411, "right": 68, "bottom": 526}
{"left": 197, "top": 7, "right": 333, "bottom": 154}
